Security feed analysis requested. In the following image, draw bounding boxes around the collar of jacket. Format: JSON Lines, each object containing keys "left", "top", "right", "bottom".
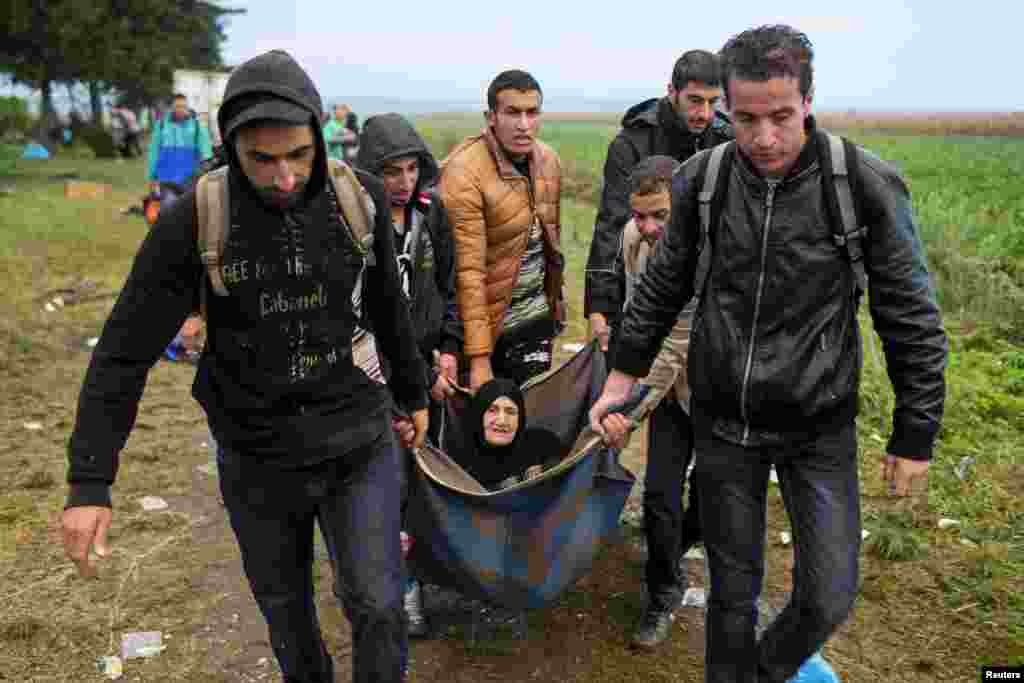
{"left": 481, "top": 126, "right": 544, "bottom": 182}
{"left": 656, "top": 97, "right": 697, "bottom": 148}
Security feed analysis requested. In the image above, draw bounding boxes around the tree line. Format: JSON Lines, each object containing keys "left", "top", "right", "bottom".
{"left": 0, "top": 0, "right": 243, "bottom": 122}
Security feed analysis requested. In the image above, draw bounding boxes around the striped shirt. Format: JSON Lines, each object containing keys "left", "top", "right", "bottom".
{"left": 503, "top": 219, "right": 549, "bottom": 332}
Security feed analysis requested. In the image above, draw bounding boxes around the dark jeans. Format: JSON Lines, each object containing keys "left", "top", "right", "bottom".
{"left": 695, "top": 422, "right": 861, "bottom": 683}
{"left": 218, "top": 431, "right": 407, "bottom": 683}
{"left": 644, "top": 395, "right": 701, "bottom": 608}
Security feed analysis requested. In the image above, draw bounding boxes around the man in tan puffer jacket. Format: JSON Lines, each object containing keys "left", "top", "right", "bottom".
{"left": 439, "top": 69, "right": 565, "bottom": 391}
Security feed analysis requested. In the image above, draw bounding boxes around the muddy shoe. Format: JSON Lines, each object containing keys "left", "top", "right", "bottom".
{"left": 630, "top": 603, "right": 676, "bottom": 650}
{"left": 404, "top": 580, "right": 429, "bottom": 638}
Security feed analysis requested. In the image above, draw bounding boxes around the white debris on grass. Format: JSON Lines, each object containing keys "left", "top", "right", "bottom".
{"left": 682, "top": 587, "right": 706, "bottom": 608}
{"left": 121, "top": 631, "right": 164, "bottom": 659}
{"left": 780, "top": 531, "right": 792, "bottom": 545}
{"left": 862, "top": 529, "right": 871, "bottom": 540}
{"left": 97, "top": 655, "right": 123, "bottom": 679}
{"left": 954, "top": 456, "right": 975, "bottom": 481}
{"left": 938, "top": 518, "right": 961, "bottom": 529}
{"left": 138, "top": 496, "right": 168, "bottom": 512}
{"left": 196, "top": 463, "right": 217, "bottom": 476}
{"left": 561, "top": 342, "right": 585, "bottom": 353}
{"left": 683, "top": 547, "right": 704, "bottom": 560}
{"left": 769, "top": 467, "right": 779, "bottom": 484}
{"left": 23, "top": 421, "right": 44, "bottom": 431}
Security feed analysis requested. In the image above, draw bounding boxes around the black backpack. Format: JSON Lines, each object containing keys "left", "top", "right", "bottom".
{"left": 692, "top": 131, "right": 868, "bottom": 306}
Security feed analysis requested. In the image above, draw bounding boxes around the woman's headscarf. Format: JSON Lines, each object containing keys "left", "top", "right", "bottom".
{"left": 462, "top": 378, "right": 528, "bottom": 487}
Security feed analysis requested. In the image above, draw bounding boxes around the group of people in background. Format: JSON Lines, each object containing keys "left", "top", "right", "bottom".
{"left": 60, "top": 22, "right": 947, "bottom": 683}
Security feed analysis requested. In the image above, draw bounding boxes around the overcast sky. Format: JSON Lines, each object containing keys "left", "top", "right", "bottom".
{"left": 217, "top": 0, "right": 1021, "bottom": 112}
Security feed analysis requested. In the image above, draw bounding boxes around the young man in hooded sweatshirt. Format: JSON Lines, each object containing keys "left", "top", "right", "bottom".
{"left": 60, "top": 50, "right": 428, "bottom": 683}
{"left": 356, "top": 112, "right": 463, "bottom": 637}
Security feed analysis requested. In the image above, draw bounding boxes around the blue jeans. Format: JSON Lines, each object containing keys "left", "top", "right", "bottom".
{"left": 695, "top": 422, "right": 861, "bottom": 683}
{"left": 217, "top": 431, "right": 407, "bottom": 683}
{"left": 644, "top": 395, "right": 701, "bottom": 608}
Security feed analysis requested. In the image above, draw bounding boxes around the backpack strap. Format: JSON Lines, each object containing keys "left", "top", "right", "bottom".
{"left": 195, "top": 166, "right": 231, "bottom": 319}
{"left": 328, "top": 159, "right": 376, "bottom": 266}
{"left": 693, "top": 141, "right": 734, "bottom": 304}
{"left": 820, "top": 132, "right": 868, "bottom": 297}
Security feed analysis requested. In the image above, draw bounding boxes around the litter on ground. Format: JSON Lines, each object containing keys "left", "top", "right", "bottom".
{"left": 682, "top": 587, "right": 706, "bottom": 608}
{"left": 96, "top": 655, "right": 123, "bottom": 679}
{"left": 139, "top": 496, "right": 168, "bottom": 512}
{"left": 122, "top": 631, "right": 164, "bottom": 660}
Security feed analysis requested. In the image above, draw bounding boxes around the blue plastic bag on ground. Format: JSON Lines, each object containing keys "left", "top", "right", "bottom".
{"left": 788, "top": 653, "right": 840, "bottom": 682}
{"left": 21, "top": 142, "right": 51, "bottom": 160}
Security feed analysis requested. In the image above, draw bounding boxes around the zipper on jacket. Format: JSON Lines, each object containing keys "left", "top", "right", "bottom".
{"left": 740, "top": 181, "right": 778, "bottom": 445}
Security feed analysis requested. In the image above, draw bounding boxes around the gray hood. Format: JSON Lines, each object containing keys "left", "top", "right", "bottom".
{"left": 356, "top": 113, "right": 439, "bottom": 190}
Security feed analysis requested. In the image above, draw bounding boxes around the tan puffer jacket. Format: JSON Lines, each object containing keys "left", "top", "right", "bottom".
{"left": 439, "top": 127, "right": 564, "bottom": 357}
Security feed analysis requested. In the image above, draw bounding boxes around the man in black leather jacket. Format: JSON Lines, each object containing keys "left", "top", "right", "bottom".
{"left": 591, "top": 25, "right": 948, "bottom": 683}
{"left": 585, "top": 49, "right": 734, "bottom": 351}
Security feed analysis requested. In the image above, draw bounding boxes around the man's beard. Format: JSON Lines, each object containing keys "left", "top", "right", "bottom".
{"left": 253, "top": 178, "right": 308, "bottom": 209}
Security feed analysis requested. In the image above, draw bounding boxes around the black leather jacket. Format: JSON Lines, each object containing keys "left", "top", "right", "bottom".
{"left": 585, "top": 97, "right": 734, "bottom": 318}
{"left": 614, "top": 124, "right": 948, "bottom": 459}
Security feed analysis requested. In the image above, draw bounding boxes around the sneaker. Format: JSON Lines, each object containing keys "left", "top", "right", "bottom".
{"left": 630, "top": 603, "right": 676, "bottom": 650}
{"left": 404, "top": 579, "right": 429, "bottom": 638}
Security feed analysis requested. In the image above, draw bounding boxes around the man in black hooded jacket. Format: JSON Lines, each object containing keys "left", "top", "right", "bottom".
{"left": 585, "top": 50, "right": 734, "bottom": 349}
{"left": 60, "top": 50, "right": 427, "bottom": 683}
{"left": 356, "top": 113, "right": 462, "bottom": 408}
{"left": 356, "top": 112, "right": 462, "bottom": 637}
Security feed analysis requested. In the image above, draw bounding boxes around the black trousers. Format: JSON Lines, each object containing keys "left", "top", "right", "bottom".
{"left": 643, "top": 395, "right": 701, "bottom": 608}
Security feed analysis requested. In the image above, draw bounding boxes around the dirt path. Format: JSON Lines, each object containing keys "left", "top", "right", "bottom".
{"left": 146, "top": 348, "right": 721, "bottom": 683}
{"left": 1, "top": 333, "right": 980, "bottom": 682}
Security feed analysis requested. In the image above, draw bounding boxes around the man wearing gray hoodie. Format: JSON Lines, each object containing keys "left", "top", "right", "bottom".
{"left": 60, "top": 50, "right": 427, "bottom": 683}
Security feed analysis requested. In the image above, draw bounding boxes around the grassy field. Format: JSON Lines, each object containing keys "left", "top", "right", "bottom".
{"left": 0, "top": 119, "right": 1021, "bottom": 681}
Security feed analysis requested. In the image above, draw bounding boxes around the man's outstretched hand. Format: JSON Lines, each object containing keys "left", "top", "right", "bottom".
{"left": 60, "top": 505, "right": 112, "bottom": 578}
{"left": 881, "top": 454, "right": 929, "bottom": 497}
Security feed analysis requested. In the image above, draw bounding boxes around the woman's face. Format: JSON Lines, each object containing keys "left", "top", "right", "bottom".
{"left": 482, "top": 396, "right": 520, "bottom": 447}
